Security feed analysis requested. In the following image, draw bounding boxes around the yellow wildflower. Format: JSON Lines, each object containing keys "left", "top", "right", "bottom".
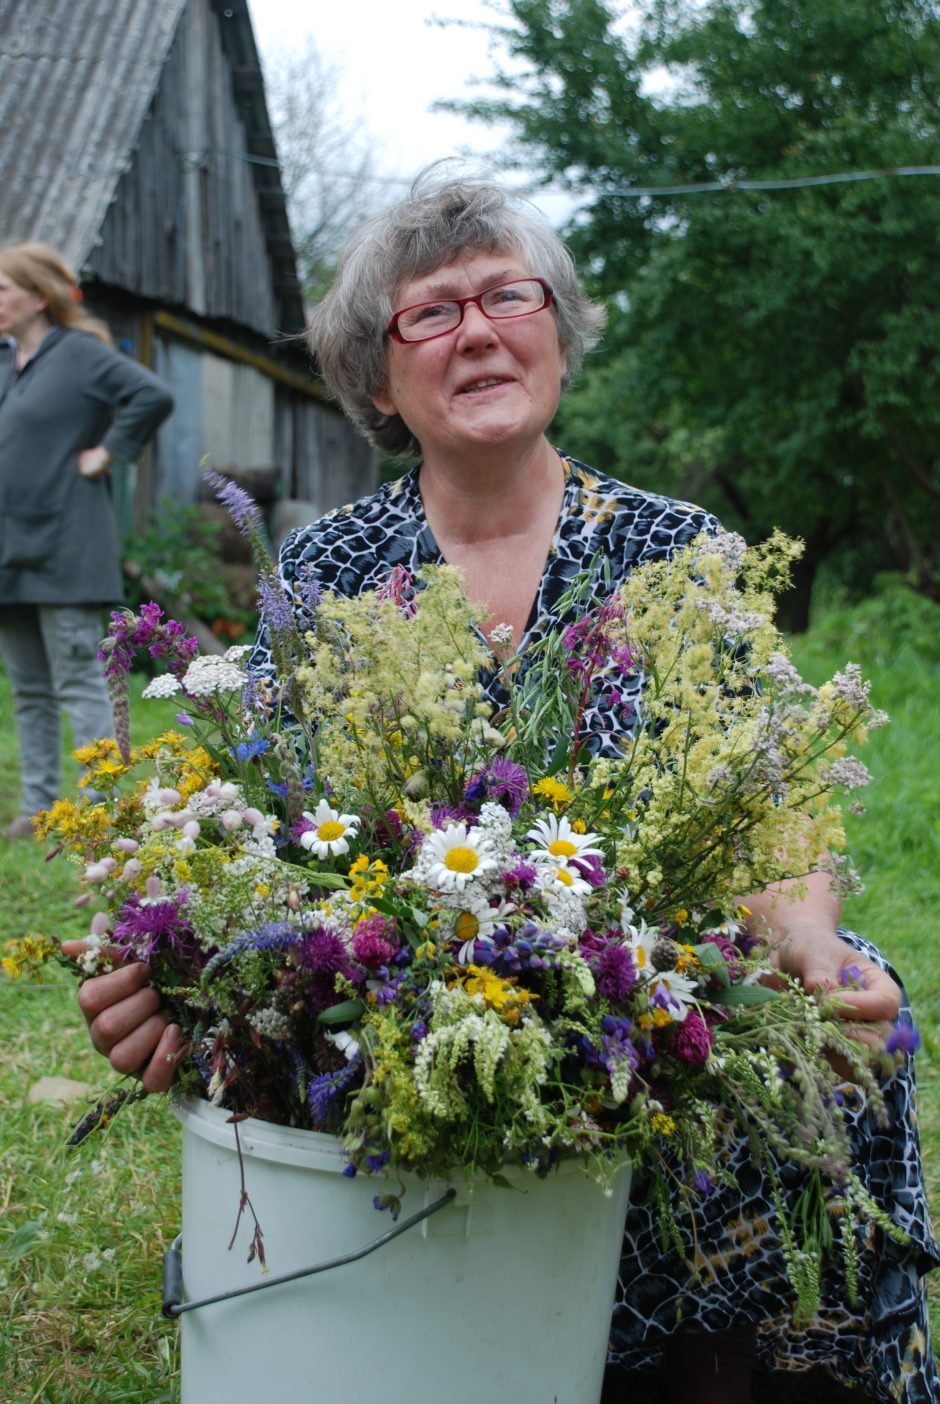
{"left": 459, "top": 964, "right": 538, "bottom": 1016}
{"left": 651, "top": 1112, "right": 677, "bottom": 1137}
{"left": 2, "top": 932, "right": 58, "bottom": 981}
{"left": 532, "top": 776, "right": 572, "bottom": 810}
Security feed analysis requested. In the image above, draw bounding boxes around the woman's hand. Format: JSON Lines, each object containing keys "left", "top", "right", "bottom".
{"left": 77, "top": 445, "right": 112, "bottom": 479}
{"left": 744, "top": 872, "right": 901, "bottom": 1049}
{"left": 771, "top": 926, "right": 901, "bottom": 1046}
{"left": 60, "top": 941, "right": 184, "bottom": 1093}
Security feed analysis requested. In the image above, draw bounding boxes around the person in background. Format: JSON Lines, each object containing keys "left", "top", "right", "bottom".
{"left": 0, "top": 242, "right": 173, "bottom": 839}
{"left": 64, "top": 176, "right": 937, "bottom": 1402}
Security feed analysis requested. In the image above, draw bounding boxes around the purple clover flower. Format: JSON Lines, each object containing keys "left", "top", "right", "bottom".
{"left": 671, "top": 1011, "right": 714, "bottom": 1065}
{"left": 351, "top": 915, "right": 400, "bottom": 966}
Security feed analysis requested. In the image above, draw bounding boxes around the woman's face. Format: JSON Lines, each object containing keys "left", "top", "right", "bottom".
{"left": 0, "top": 271, "right": 48, "bottom": 341}
{"left": 372, "top": 249, "right": 567, "bottom": 464}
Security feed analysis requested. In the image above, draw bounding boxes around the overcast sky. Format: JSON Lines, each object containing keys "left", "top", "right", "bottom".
{"left": 247, "top": 0, "right": 574, "bottom": 224}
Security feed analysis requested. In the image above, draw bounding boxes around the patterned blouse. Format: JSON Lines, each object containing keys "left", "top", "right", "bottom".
{"left": 258, "top": 451, "right": 938, "bottom": 1401}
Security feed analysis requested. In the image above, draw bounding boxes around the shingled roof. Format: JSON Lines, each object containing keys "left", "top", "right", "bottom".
{"left": 0, "top": 0, "right": 303, "bottom": 333}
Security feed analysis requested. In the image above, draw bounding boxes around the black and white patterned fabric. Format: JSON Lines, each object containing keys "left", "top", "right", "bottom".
{"left": 257, "top": 454, "right": 939, "bottom": 1400}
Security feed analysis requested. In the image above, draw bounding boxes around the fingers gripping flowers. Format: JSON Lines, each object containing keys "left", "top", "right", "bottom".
{"left": 37, "top": 487, "right": 904, "bottom": 1318}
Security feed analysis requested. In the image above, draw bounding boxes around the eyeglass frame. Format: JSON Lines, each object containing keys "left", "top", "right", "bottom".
{"left": 384, "top": 276, "right": 555, "bottom": 345}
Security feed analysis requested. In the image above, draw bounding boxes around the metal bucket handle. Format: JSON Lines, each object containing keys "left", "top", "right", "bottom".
{"left": 162, "top": 1186, "right": 457, "bottom": 1318}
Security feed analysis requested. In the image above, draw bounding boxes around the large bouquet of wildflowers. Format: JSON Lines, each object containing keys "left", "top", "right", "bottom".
{"left": 25, "top": 475, "right": 904, "bottom": 1315}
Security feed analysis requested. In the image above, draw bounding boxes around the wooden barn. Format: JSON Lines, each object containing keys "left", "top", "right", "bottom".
{"left": 0, "top": 0, "right": 377, "bottom": 540}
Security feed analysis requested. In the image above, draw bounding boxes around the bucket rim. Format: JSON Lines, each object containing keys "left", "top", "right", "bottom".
{"left": 171, "top": 1097, "right": 631, "bottom": 1193}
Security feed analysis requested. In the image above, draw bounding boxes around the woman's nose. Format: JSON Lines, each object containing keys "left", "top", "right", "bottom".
{"left": 455, "top": 300, "right": 498, "bottom": 348}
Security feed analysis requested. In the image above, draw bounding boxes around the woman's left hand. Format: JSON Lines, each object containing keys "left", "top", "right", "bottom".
{"left": 771, "top": 925, "right": 901, "bottom": 1047}
{"left": 77, "top": 445, "right": 112, "bottom": 479}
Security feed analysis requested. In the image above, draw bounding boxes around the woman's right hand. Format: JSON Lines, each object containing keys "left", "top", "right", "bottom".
{"left": 60, "top": 942, "right": 184, "bottom": 1093}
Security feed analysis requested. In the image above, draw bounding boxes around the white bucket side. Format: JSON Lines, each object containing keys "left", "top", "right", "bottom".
{"left": 173, "top": 1099, "right": 631, "bottom": 1404}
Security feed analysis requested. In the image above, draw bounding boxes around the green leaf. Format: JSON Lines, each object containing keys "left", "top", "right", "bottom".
{"left": 316, "top": 998, "right": 365, "bottom": 1025}
{"left": 693, "top": 941, "right": 731, "bottom": 986}
{"left": 712, "top": 984, "right": 780, "bottom": 1007}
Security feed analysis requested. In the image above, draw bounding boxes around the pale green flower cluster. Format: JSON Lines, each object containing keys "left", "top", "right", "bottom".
{"left": 413, "top": 981, "right": 553, "bottom": 1129}
{"left": 294, "top": 566, "right": 494, "bottom": 808}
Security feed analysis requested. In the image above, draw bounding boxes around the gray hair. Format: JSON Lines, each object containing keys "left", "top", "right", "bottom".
{"left": 306, "top": 171, "right": 606, "bottom": 457}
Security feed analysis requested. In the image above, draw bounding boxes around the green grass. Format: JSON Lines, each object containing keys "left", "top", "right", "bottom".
{"left": 0, "top": 586, "right": 938, "bottom": 1401}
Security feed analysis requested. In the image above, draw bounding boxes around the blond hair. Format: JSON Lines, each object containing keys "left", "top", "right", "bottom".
{"left": 0, "top": 243, "right": 112, "bottom": 344}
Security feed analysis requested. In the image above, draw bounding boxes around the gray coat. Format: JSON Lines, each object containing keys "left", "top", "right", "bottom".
{"left": 0, "top": 327, "right": 173, "bottom": 605}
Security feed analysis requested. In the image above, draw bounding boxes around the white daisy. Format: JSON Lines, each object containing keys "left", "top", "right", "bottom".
{"left": 647, "top": 968, "right": 700, "bottom": 1023}
{"left": 298, "top": 800, "right": 360, "bottom": 858}
{"left": 526, "top": 814, "right": 604, "bottom": 863}
{"left": 620, "top": 919, "right": 659, "bottom": 983}
{"left": 532, "top": 857, "right": 593, "bottom": 898}
{"left": 449, "top": 895, "right": 516, "bottom": 962}
{"left": 420, "top": 823, "right": 498, "bottom": 891}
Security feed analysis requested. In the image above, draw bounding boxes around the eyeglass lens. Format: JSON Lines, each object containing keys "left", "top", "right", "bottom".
{"left": 394, "top": 279, "right": 549, "bottom": 342}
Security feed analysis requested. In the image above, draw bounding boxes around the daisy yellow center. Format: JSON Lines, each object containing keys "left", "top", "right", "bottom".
{"left": 445, "top": 845, "right": 479, "bottom": 874}
{"left": 317, "top": 820, "right": 345, "bottom": 841}
{"left": 555, "top": 866, "right": 574, "bottom": 886}
{"left": 454, "top": 911, "right": 480, "bottom": 941}
{"left": 548, "top": 838, "right": 578, "bottom": 858}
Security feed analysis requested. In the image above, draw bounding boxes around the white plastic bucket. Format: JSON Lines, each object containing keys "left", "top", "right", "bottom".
{"left": 172, "top": 1098, "right": 632, "bottom": 1404}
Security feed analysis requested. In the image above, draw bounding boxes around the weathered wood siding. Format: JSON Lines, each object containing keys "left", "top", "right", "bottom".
{"left": 90, "top": 0, "right": 281, "bottom": 337}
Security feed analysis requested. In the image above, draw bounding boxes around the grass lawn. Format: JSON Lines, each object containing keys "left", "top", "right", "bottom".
{"left": 0, "top": 584, "right": 938, "bottom": 1401}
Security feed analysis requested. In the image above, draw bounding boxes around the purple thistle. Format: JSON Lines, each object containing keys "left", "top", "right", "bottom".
{"left": 204, "top": 468, "right": 264, "bottom": 537}
{"left": 596, "top": 944, "right": 638, "bottom": 1002}
{"left": 112, "top": 891, "right": 196, "bottom": 962}
{"left": 465, "top": 757, "right": 530, "bottom": 817}
{"left": 297, "top": 926, "right": 352, "bottom": 975}
{"left": 671, "top": 1011, "right": 715, "bottom": 1065}
{"left": 500, "top": 858, "right": 539, "bottom": 890}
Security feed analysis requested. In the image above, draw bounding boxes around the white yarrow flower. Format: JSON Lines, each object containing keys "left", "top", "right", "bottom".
{"left": 142, "top": 674, "right": 181, "bottom": 699}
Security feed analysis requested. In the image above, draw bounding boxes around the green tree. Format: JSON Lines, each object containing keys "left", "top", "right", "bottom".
{"left": 461, "top": 0, "right": 940, "bottom": 625}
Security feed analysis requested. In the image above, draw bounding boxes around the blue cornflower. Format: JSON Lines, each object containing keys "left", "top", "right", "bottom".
{"left": 233, "top": 733, "right": 270, "bottom": 762}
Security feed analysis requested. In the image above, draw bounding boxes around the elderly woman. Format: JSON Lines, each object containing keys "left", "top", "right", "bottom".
{"left": 68, "top": 175, "right": 937, "bottom": 1402}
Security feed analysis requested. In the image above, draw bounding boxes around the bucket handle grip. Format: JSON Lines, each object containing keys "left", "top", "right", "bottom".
{"left": 162, "top": 1186, "right": 457, "bottom": 1319}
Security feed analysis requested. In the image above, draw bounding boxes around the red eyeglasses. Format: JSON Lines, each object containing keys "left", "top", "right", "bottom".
{"left": 385, "top": 277, "right": 554, "bottom": 344}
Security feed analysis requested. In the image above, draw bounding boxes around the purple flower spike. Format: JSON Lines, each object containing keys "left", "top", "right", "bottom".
{"left": 204, "top": 468, "right": 263, "bottom": 537}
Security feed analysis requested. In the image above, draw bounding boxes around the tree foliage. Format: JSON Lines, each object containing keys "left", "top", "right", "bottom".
{"left": 464, "top": 0, "right": 940, "bottom": 623}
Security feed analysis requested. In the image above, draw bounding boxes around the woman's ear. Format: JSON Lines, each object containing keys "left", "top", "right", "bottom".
{"left": 372, "top": 388, "right": 397, "bottom": 417}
